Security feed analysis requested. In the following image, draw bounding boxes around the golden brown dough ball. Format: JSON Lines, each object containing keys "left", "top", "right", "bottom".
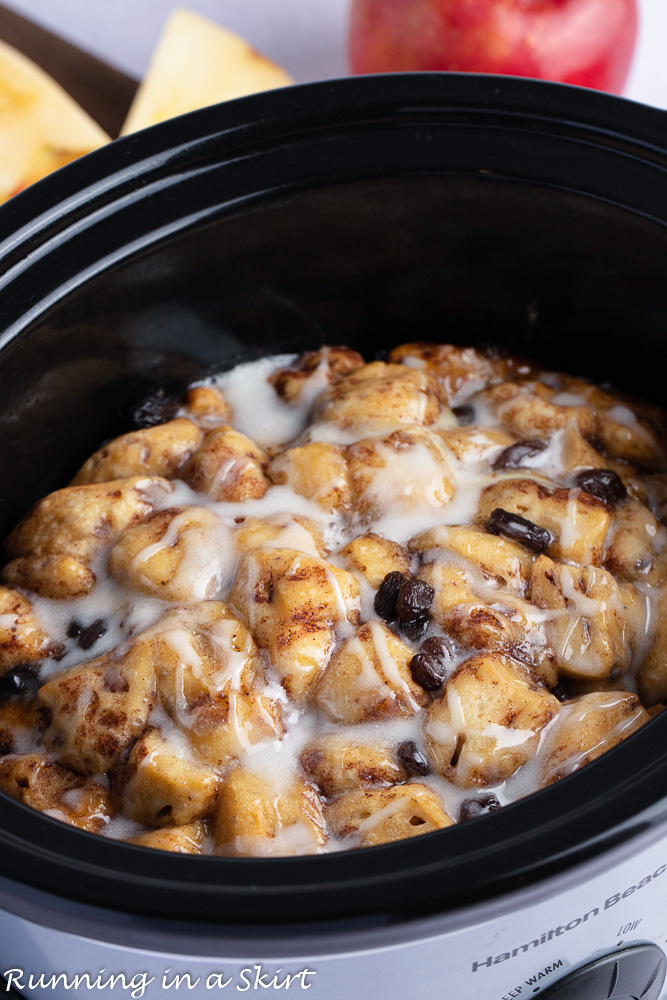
{"left": 300, "top": 737, "right": 405, "bottom": 797}
{"left": 315, "top": 622, "right": 427, "bottom": 724}
{"left": 312, "top": 361, "right": 449, "bottom": 434}
{"left": 0, "top": 586, "right": 60, "bottom": 672}
{"left": 347, "top": 427, "right": 454, "bottom": 520}
{"left": 438, "top": 426, "right": 516, "bottom": 463}
{"left": 109, "top": 505, "right": 228, "bottom": 601}
{"left": 604, "top": 499, "right": 667, "bottom": 586}
{"left": 0, "top": 753, "right": 110, "bottom": 832}
{"left": 39, "top": 639, "right": 156, "bottom": 774}
{"left": 557, "top": 425, "right": 607, "bottom": 476}
{"left": 540, "top": 691, "right": 650, "bottom": 785}
{"left": 180, "top": 385, "right": 232, "bottom": 428}
{"left": 233, "top": 514, "right": 327, "bottom": 558}
{"left": 144, "top": 603, "right": 284, "bottom": 768}
{"left": 638, "top": 582, "right": 667, "bottom": 706}
{"left": 113, "top": 727, "right": 219, "bottom": 827}
{"left": 326, "top": 784, "right": 453, "bottom": 847}
{"left": 531, "top": 555, "right": 645, "bottom": 681}
{"left": 425, "top": 654, "right": 559, "bottom": 787}
{"left": 230, "top": 548, "right": 359, "bottom": 702}
{"left": 71, "top": 419, "right": 202, "bottom": 485}
{"left": 213, "top": 770, "right": 325, "bottom": 856}
{"left": 569, "top": 380, "right": 666, "bottom": 470}
{"left": 481, "top": 381, "right": 596, "bottom": 439}
{"left": 268, "top": 442, "right": 352, "bottom": 512}
{"left": 127, "top": 821, "right": 206, "bottom": 854}
{"left": 477, "top": 478, "right": 611, "bottom": 565}
{"left": 410, "top": 524, "right": 532, "bottom": 596}
{"left": 340, "top": 533, "right": 412, "bottom": 590}
{"left": 269, "top": 347, "right": 364, "bottom": 405}
{"left": 3, "top": 477, "right": 171, "bottom": 598}
{"left": 416, "top": 560, "right": 550, "bottom": 680}
{"left": 388, "top": 342, "right": 537, "bottom": 403}
{"left": 183, "top": 426, "right": 269, "bottom": 501}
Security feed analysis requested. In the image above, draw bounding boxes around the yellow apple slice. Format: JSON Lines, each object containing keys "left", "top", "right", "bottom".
{"left": 0, "top": 38, "right": 109, "bottom": 203}
{"left": 121, "top": 8, "right": 293, "bottom": 135}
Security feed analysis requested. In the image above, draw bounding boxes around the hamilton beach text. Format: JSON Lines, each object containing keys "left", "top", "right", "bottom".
{"left": 2, "top": 968, "right": 316, "bottom": 996}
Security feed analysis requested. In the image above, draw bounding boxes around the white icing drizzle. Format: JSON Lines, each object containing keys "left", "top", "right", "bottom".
{"left": 214, "top": 354, "right": 302, "bottom": 448}
{"left": 606, "top": 404, "right": 655, "bottom": 443}
{"left": 369, "top": 621, "right": 420, "bottom": 710}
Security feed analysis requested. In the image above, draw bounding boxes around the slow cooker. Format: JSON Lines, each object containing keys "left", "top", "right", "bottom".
{"left": 0, "top": 74, "right": 666, "bottom": 1000}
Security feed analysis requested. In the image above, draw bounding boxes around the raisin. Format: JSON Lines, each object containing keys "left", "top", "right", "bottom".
{"left": 552, "top": 680, "right": 575, "bottom": 703}
{"left": 401, "top": 617, "right": 430, "bottom": 642}
{"left": 459, "top": 793, "right": 501, "bottom": 822}
{"left": 421, "top": 635, "right": 456, "bottom": 662}
{"left": 78, "top": 620, "right": 107, "bottom": 651}
{"left": 396, "top": 579, "right": 434, "bottom": 623}
{"left": 409, "top": 652, "right": 447, "bottom": 691}
{"left": 452, "top": 404, "right": 475, "bottom": 426}
{"left": 397, "top": 740, "right": 430, "bottom": 777}
{"left": 0, "top": 666, "right": 40, "bottom": 700}
{"left": 410, "top": 635, "right": 456, "bottom": 689}
{"left": 493, "top": 438, "right": 547, "bottom": 471}
{"left": 130, "top": 392, "right": 178, "bottom": 429}
{"left": 574, "top": 468, "right": 627, "bottom": 505}
{"left": 374, "top": 571, "right": 407, "bottom": 623}
{"left": 376, "top": 575, "right": 434, "bottom": 638}
{"left": 487, "top": 508, "right": 551, "bottom": 554}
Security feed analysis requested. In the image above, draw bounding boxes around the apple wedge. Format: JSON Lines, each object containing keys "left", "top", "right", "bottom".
{"left": 122, "top": 8, "right": 293, "bottom": 135}
{"left": 0, "top": 39, "right": 109, "bottom": 203}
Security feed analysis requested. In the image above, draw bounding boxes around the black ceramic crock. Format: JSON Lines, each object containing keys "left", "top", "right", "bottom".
{"left": 0, "top": 73, "right": 666, "bottom": 927}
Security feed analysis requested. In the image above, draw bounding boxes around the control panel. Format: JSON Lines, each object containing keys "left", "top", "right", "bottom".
{"left": 539, "top": 944, "right": 666, "bottom": 1000}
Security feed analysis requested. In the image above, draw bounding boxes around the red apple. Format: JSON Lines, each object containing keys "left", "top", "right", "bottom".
{"left": 349, "top": 0, "right": 639, "bottom": 94}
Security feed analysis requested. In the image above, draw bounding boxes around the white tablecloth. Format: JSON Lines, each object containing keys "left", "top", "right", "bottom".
{"left": 6, "top": 0, "right": 667, "bottom": 112}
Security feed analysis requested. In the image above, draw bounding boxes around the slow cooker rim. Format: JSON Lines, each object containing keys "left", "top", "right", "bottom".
{"left": 1, "top": 71, "right": 667, "bottom": 275}
{"left": 1, "top": 73, "right": 666, "bottom": 357}
{"left": 1, "top": 808, "right": 666, "bottom": 957}
{"left": 0, "top": 73, "right": 666, "bottom": 925}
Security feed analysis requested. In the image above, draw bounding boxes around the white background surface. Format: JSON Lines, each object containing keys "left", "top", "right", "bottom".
{"left": 4, "top": 0, "right": 667, "bottom": 112}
